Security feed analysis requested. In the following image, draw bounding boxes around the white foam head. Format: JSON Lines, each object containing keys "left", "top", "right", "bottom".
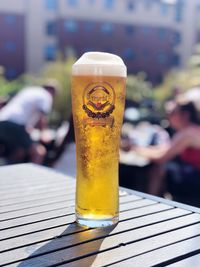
{"left": 72, "top": 52, "right": 127, "bottom": 77}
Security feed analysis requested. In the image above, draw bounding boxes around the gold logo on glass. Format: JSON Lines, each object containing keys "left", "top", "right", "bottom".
{"left": 83, "top": 82, "right": 115, "bottom": 121}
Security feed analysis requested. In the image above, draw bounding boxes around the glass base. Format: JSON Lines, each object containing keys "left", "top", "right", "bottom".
{"left": 76, "top": 214, "right": 118, "bottom": 228}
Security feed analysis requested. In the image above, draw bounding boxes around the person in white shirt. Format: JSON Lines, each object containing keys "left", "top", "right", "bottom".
{"left": 0, "top": 83, "right": 58, "bottom": 164}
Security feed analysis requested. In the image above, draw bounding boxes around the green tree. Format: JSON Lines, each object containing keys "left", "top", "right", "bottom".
{"left": 41, "top": 56, "right": 76, "bottom": 122}
{"left": 0, "top": 66, "right": 23, "bottom": 97}
{"left": 154, "top": 44, "right": 200, "bottom": 103}
{"left": 126, "top": 72, "right": 153, "bottom": 102}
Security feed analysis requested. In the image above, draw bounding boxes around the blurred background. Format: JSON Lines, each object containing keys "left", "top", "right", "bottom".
{"left": 1, "top": 0, "right": 200, "bottom": 207}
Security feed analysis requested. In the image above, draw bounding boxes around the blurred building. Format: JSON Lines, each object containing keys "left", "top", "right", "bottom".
{"left": 0, "top": 0, "right": 200, "bottom": 83}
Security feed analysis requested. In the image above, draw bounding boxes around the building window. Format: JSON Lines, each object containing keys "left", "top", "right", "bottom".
{"left": 45, "top": 0, "right": 57, "bottom": 10}
{"left": 6, "top": 69, "right": 17, "bottom": 79}
{"left": 4, "top": 15, "right": 16, "bottom": 25}
{"left": 172, "top": 53, "right": 180, "bottom": 66}
{"left": 158, "top": 28, "right": 167, "bottom": 40}
{"left": 175, "top": 0, "right": 183, "bottom": 22}
{"left": 144, "top": 0, "right": 152, "bottom": 9}
{"left": 85, "top": 21, "right": 95, "bottom": 32}
{"left": 160, "top": 3, "right": 168, "bottom": 16}
{"left": 143, "top": 49, "right": 150, "bottom": 58}
{"left": 173, "top": 32, "right": 181, "bottom": 45}
{"left": 126, "top": 25, "right": 135, "bottom": 36}
{"left": 104, "top": 0, "right": 114, "bottom": 9}
{"left": 123, "top": 48, "right": 135, "bottom": 60}
{"left": 44, "top": 45, "right": 56, "bottom": 60}
{"left": 67, "top": 0, "right": 77, "bottom": 7}
{"left": 5, "top": 41, "right": 16, "bottom": 52}
{"left": 127, "top": 1, "right": 135, "bottom": 11}
{"left": 64, "top": 20, "right": 78, "bottom": 32}
{"left": 143, "top": 26, "right": 151, "bottom": 35}
{"left": 46, "top": 21, "right": 57, "bottom": 36}
{"left": 101, "top": 23, "right": 114, "bottom": 35}
{"left": 175, "top": 9, "right": 183, "bottom": 22}
{"left": 157, "top": 52, "right": 167, "bottom": 64}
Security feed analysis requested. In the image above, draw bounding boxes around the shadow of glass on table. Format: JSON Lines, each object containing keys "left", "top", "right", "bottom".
{"left": 18, "top": 222, "right": 116, "bottom": 267}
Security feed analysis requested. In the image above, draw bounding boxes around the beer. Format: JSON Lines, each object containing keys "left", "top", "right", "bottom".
{"left": 71, "top": 52, "right": 126, "bottom": 227}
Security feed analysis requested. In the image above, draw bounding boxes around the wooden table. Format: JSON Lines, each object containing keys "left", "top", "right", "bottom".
{"left": 0, "top": 164, "right": 200, "bottom": 267}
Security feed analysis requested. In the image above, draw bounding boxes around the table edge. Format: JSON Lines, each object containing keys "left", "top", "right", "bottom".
{"left": 122, "top": 187, "right": 200, "bottom": 214}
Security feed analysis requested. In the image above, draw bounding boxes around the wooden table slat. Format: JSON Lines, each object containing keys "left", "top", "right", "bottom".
{"left": 0, "top": 190, "right": 74, "bottom": 206}
{"left": 0, "top": 164, "right": 67, "bottom": 183}
{"left": 6, "top": 220, "right": 200, "bottom": 267}
{"left": 0, "top": 203, "right": 170, "bottom": 232}
{"left": 167, "top": 254, "right": 200, "bottom": 267}
{"left": 0, "top": 197, "right": 144, "bottom": 240}
{"left": 0, "top": 188, "right": 127, "bottom": 204}
{"left": 1, "top": 191, "right": 139, "bottom": 213}
{"left": 0, "top": 186, "right": 74, "bottom": 201}
{"left": 0, "top": 199, "right": 158, "bottom": 252}
{"left": 0, "top": 179, "right": 72, "bottom": 191}
{"left": 0, "top": 206, "right": 188, "bottom": 243}
{"left": 0, "top": 208, "right": 190, "bottom": 265}
{"left": 1, "top": 212, "right": 199, "bottom": 266}
{"left": 0, "top": 203, "right": 74, "bottom": 223}
{"left": 109, "top": 235, "right": 200, "bottom": 267}
{"left": 0, "top": 191, "right": 139, "bottom": 214}
{"left": 0, "top": 202, "right": 75, "bottom": 222}
{"left": 0, "top": 182, "right": 74, "bottom": 197}
{"left": 0, "top": 198, "right": 151, "bottom": 224}
{"left": 0, "top": 194, "right": 75, "bottom": 213}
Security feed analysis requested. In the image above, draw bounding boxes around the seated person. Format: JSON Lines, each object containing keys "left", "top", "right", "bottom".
{"left": 0, "top": 82, "right": 58, "bottom": 164}
{"left": 132, "top": 98, "right": 200, "bottom": 196}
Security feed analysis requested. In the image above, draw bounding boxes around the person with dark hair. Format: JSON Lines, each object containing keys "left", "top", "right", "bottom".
{"left": 0, "top": 81, "right": 58, "bottom": 164}
{"left": 132, "top": 98, "right": 200, "bottom": 196}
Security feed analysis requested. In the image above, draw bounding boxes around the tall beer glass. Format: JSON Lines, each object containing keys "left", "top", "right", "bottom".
{"left": 71, "top": 52, "right": 126, "bottom": 227}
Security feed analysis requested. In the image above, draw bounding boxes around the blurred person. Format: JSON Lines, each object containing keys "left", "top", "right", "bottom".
{"left": 0, "top": 81, "right": 58, "bottom": 164}
{"left": 132, "top": 98, "right": 200, "bottom": 196}
{"left": 184, "top": 86, "right": 200, "bottom": 109}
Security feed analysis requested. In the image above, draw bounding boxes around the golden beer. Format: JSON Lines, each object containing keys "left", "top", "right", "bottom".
{"left": 71, "top": 52, "right": 126, "bottom": 227}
